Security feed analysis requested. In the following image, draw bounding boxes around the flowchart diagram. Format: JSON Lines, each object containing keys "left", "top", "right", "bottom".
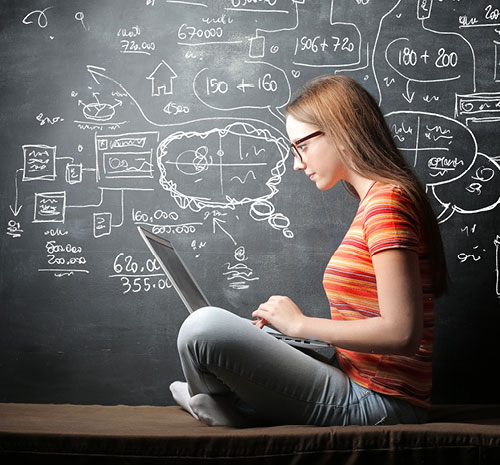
{"left": 4, "top": 0, "right": 499, "bottom": 297}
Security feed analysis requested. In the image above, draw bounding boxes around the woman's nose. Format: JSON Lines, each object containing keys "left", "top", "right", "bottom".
{"left": 293, "top": 156, "right": 306, "bottom": 171}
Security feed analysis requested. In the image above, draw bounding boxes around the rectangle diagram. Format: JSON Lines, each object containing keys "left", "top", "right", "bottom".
{"left": 95, "top": 132, "right": 159, "bottom": 181}
{"left": 455, "top": 93, "right": 500, "bottom": 124}
{"left": 23, "top": 144, "right": 56, "bottom": 181}
{"left": 33, "top": 191, "right": 66, "bottom": 223}
{"left": 417, "top": 0, "right": 433, "bottom": 20}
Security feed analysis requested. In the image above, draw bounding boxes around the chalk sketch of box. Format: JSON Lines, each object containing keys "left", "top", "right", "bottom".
{"left": 23, "top": 145, "right": 56, "bottom": 181}
{"left": 95, "top": 132, "right": 159, "bottom": 182}
{"left": 33, "top": 192, "right": 66, "bottom": 223}
{"left": 65, "top": 163, "right": 83, "bottom": 184}
{"left": 455, "top": 92, "right": 500, "bottom": 124}
{"left": 249, "top": 36, "right": 265, "bottom": 58}
{"left": 93, "top": 212, "right": 112, "bottom": 238}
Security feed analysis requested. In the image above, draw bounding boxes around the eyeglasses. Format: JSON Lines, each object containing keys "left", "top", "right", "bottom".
{"left": 289, "top": 131, "right": 324, "bottom": 161}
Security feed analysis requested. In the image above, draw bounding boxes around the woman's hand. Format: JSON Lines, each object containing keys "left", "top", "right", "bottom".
{"left": 251, "top": 317, "right": 269, "bottom": 329}
{"left": 252, "top": 295, "right": 305, "bottom": 337}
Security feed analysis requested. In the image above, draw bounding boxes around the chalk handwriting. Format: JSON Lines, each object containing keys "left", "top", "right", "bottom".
{"left": 5, "top": 0, "right": 499, "bottom": 300}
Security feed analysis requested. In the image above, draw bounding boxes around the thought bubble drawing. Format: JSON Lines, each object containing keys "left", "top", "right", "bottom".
{"left": 157, "top": 119, "right": 293, "bottom": 237}
{"left": 386, "top": 111, "right": 477, "bottom": 186}
{"left": 432, "top": 152, "right": 500, "bottom": 221}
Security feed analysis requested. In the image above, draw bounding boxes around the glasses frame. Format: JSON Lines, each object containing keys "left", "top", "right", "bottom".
{"left": 290, "top": 130, "right": 325, "bottom": 161}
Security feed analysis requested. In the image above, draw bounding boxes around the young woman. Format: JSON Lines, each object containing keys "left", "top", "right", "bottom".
{"left": 169, "top": 75, "right": 448, "bottom": 427}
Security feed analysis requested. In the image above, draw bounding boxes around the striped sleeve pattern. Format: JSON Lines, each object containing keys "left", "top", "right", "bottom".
{"left": 323, "top": 183, "right": 434, "bottom": 408}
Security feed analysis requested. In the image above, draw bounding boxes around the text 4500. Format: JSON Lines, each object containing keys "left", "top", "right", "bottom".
{"left": 120, "top": 276, "right": 172, "bottom": 294}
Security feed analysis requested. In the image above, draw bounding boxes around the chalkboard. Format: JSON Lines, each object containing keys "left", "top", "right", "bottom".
{"left": 1, "top": 0, "right": 499, "bottom": 406}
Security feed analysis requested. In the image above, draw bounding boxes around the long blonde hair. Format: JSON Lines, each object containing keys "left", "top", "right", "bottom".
{"left": 286, "top": 75, "right": 448, "bottom": 297}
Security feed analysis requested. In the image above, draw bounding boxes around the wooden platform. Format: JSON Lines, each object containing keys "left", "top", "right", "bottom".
{"left": 1, "top": 403, "right": 500, "bottom": 464}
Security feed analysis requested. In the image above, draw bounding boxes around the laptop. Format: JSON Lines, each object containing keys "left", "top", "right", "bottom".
{"left": 137, "top": 226, "right": 331, "bottom": 348}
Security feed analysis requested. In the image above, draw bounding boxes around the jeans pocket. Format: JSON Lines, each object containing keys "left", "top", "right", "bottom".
{"left": 380, "top": 394, "right": 427, "bottom": 425}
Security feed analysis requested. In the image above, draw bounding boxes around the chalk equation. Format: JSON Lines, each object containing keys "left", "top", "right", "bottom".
{"left": 4, "top": 0, "right": 499, "bottom": 300}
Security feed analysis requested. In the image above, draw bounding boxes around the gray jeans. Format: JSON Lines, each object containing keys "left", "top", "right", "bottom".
{"left": 177, "top": 306, "right": 428, "bottom": 426}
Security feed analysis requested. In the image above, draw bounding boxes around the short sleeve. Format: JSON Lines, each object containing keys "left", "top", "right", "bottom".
{"left": 362, "top": 186, "right": 420, "bottom": 256}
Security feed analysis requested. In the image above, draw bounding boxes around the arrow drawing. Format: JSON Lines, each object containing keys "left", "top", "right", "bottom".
{"left": 9, "top": 169, "right": 23, "bottom": 216}
{"left": 402, "top": 80, "right": 415, "bottom": 103}
{"left": 213, "top": 217, "right": 237, "bottom": 246}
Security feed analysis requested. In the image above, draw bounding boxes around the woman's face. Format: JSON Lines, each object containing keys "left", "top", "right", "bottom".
{"left": 286, "top": 115, "right": 348, "bottom": 191}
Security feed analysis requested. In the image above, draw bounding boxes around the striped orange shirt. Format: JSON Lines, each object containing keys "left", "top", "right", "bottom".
{"left": 324, "top": 182, "right": 434, "bottom": 408}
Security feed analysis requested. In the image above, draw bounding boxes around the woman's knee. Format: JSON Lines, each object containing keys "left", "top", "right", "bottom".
{"left": 177, "top": 306, "right": 234, "bottom": 350}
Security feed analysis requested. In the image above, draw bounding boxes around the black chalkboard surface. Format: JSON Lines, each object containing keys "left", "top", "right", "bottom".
{"left": 1, "top": 0, "right": 499, "bottom": 405}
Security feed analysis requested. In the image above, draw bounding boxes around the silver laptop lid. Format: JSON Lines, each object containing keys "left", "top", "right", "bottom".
{"left": 137, "top": 226, "right": 210, "bottom": 313}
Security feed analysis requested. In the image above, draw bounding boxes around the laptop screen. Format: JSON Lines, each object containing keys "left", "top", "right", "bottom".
{"left": 138, "top": 227, "right": 210, "bottom": 312}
